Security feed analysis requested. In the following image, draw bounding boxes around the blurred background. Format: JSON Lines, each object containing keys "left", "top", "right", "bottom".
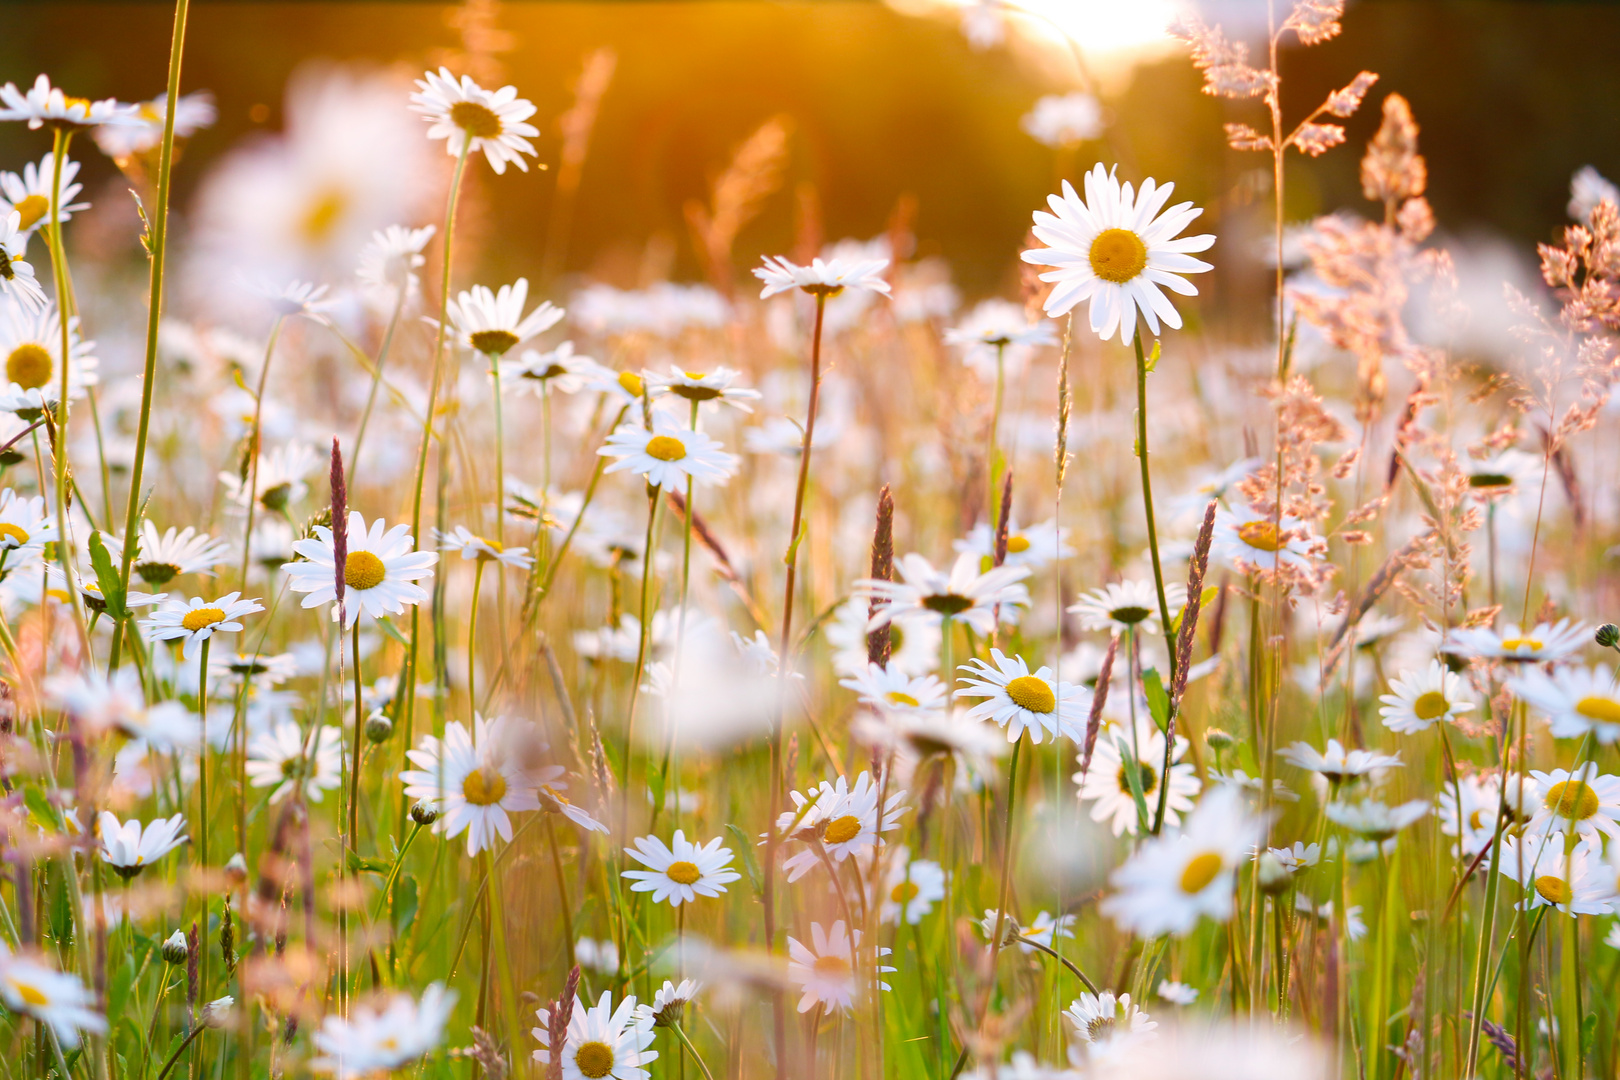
{"left": 3, "top": 0, "right": 1618, "bottom": 331}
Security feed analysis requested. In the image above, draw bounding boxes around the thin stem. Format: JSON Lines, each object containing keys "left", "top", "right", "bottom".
{"left": 234, "top": 316, "right": 288, "bottom": 590}
{"left": 468, "top": 560, "right": 486, "bottom": 712}
{"left": 195, "top": 637, "right": 211, "bottom": 1016}
{"left": 544, "top": 814, "right": 576, "bottom": 972}
{"left": 988, "top": 341, "right": 1006, "bottom": 528}
{"left": 489, "top": 353, "right": 506, "bottom": 548}
{"left": 350, "top": 278, "right": 410, "bottom": 482}
{"left": 982, "top": 736, "right": 1025, "bottom": 1025}
{"left": 673, "top": 1021, "right": 718, "bottom": 1080}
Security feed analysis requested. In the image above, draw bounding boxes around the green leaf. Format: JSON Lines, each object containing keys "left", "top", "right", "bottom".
{"left": 392, "top": 873, "right": 420, "bottom": 938}
{"left": 725, "top": 823, "right": 763, "bottom": 898}
{"left": 1143, "top": 668, "right": 1170, "bottom": 733}
{"left": 374, "top": 616, "right": 410, "bottom": 648}
{"left": 87, "top": 531, "right": 128, "bottom": 622}
{"left": 24, "top": 786, "right": 62, "bottom": 833}
{"left": 107, "top": 953, "right": 135, "bottom": 1030}
{"left": 1145, "top": 339, "right": 1162, "bottom": 373}
{"left": 346, "top": 851, "right": 391, "bottom": 875}
{"left": 1116, "top": 734, "right": 1151, "bottom": 835}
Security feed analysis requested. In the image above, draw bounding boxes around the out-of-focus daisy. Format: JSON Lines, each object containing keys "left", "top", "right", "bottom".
{"left": 825, "top": 597, "right": 941, "bottom": 679}
{"left": 536, "top": 770, "right": 610, "bottom": 834}
{"left": 776, "top": 771, "right": 907, "bottom": 883}
{"left": 0, "top": 487, "right": 57, "bottom": 558}
{"left": 1100, "top": 786, "right": 1264, "bottom": 937}
{"left": 1523, "top": 764, "right": 1620, "bottom": 844}
{"left": 1446, "top": 619, "right": 1588, "bottom": 664}
{"left": 621, "top": 830, "right": 740, "bottom": 907}
{"left": 1078, "top": 721, "right": 1200, "bottom": 836}
{"left": 436, "top": 525, "right": 533, "bottom": 571}
{"left": 1012, "top": 910, "right": 1076, "bottom": 954}
{"left": 754, "top": 254, "right": 891, "bottom": 299}
{"left": 1278, "top": 739, "right": 1400, "bottom": 787}
{"left": 0, "top": 153, "right": 89, "bottom": 239}
{"left": 310, "top": 983, "right": 455, "bottom": 1078}
{"left": 786, "top": 921, "right": 893, "bottom": 1015}
{"left": 1379, "top": 660, "right": 1474, "bottom": 734}
{"left": 284, "top": 510, "right": 438, "bottom": 629}
{"left": 581, "top": 360, "right": 649, "bottom": 406}
{"left": 399, "top": 715, "right": 541, "bottom": 855}
{"left": 1156, "top": 980, "right": 1198, "bottom": 1005}
{"left": 1020, "top": 163, "right": 1214, "bottom": 343}
{"left": 0, "top": 75, "right": 138, "bottom": 130}
{"left": 1210, "top": 508, "right": 1317, "bottom": 575}
{"left": 242, "top": 277, "right": 341, "bottom": 320}
{"left": 91, "top": 91, "right": 216, "bottom": 160}
{"left": 0, "top": 213, "right": 45, "bottom": 311}
{"left": 1438, "top": 773, "right": 1527, "bottom": 859}
{"left": 598, "top": 417, "right": 739, "bottom": 489}
{"left": 858, "top": 551, "right": 1030, "bottom": 637}
{"left": 1021, "top": 92, "right": 1105, "bottom": 149}
{"left": 647, "top": 365, "right": 762, "bottom": 413}
{"left": 48, "top": 566, "right": 166, "bottom": 617}
{"left": 141, "top": 592, "right": 263, "bottom": 661}
{"left": 953, "top": 517, "right": 1073, "bottom": 571}
{"left": 1509, "top": 665, "right": 1620, "bottom": 742}
{"left": 95, "top": 812, "right": 187, "bottom": 879}
{"left": 221, "top": 441, "right": 320, "bottom": 513}
{"left": 1070, "top": 579, "right": 1187, "bottom": 636}
{"left": 1064, "top": 990, "right": 1156, "bottom": 1052}
{"left": 879, "top": 849, "right": 946, "bottom": 924}
{"left": 635, "top": 979, "right": 699, "bottom": 1029}
{"left": 575, "top": 938, "right": 618, "bottom": 975}
{"left": 956, "top": 648, "right": 1087, "bottom": 745}
{"left": 839, "top": 663, "right": 948, "bottom": 715}
{"left": 410, "top": 68, "right": 539, "bottom": 175}
{"left": 1324, "top": 798, "right": 1429, "bottom": 842}
{"left": 446, "top": 279, "right": 563, "bottom": 357}
{"left": 852, "top": 706, "right": 1007, "bottom": 782}
{"left": 0, "top": 944, "right": 106, "bottom": 1048}
{"left": 1569, "top": 165, "right": 1620, "bottom": 222}
{"left": 0, "top": 302, "right": 98, "bottom": 418}
{"left": 123, "top": 522, "right": 233, "bottom": 588}
{"left": 943, "top": 299, "right": 1056, "bottom": 378}
{"left": 356, "top": 223, "right": 435, "bottom": 305}
{"left": 245, "top": 720, "right": 343, "bottom": 803}
{"left": 499, "top": 340, "right": 594, "bottom": 396}
{"left": 532, "top": 990, "right": 656, "bottom": 1079}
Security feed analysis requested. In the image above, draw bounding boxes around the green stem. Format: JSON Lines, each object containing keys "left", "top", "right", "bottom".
{"left": 673, "top": 1022, "right": 717, "bottom": 1080}
{"left": 489, "top": 353, "right": 506, "bottom": 548}
{"left": 194, "top": 636, "right": 211, "bottom": 1037}
{"left": 349, "top": 278, "right": 410, "bottom": 484}
{"left": 234, "top": 315, "right": 287, "bottom": 590}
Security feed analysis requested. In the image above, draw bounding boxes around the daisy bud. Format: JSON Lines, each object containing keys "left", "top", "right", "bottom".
{"left": 410, "top": 800, "right": 441, "bottom": 826}
{"left": 364, "top": 711, "right": 394, "bottom": 743}
{"left": 1205, "top": 728, "right": 1234, "bottom": 752}
{"left": 223, "top": 852, "right": 248, "bottom": 888}
{"left": 161, "top": 929, "right": 190, "bottom": 965}
{"left": 202, "top": 996, "right": 234, "bottom": 1028}
{"left": 1596, "top": 623, "right": 1619, "bottom": 649}
{"left": 1256, "top": 852, "right": 1291, "bottom": 895}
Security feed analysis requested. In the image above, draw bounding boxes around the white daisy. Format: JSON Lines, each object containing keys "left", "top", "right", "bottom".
{"left": 436, "top": 525, "right": 533, "bottom": 571}
{"left": 943, "top": 299, "right": 1057, "bottom": 378}
{"left": 621, "top": 830, "right": 741, "bottom": 907}
{"left": 410, "top": 68, "right": 540, "bottom": 175}
{"left": 775, "top": 771, "right": 908, "bottom": 883}
{"left": 0, "top": 75, "right": 139, "bottom": 130}
{"left": 95, "top": 811, "right": 188, "bottom": 879}
{"left": 1438, "top": 773, "right": 1536, "bottom": 858}
{"left": 839, "top": 662, "right": 948, "bottom": 715}
{"left": 241, "top": 277, "right": 341, "bottom": 319}
{"left": 879, "top": 849, "right": 946, "bottom": 925}
{"left": 498, "top": 340, "right": 595, "bottom": 396}
{"left": 1012, "top": 910, "right": 1077, "bottom": 954}
{"left": 646, "top": 365, "right": 763, "bottom": 413}
{"left": 141, "top": 592, "right": 263, "bottom": 661}
{"left": 1324, "top": 798, "right": 1429, "bottom": 842}
{"left": 446, "top": 278, "right": 564, "bottom": 357}
{"left": 356, "top": 223, "right": 435, "bottom": 306}
{"left": 825, "top": 596, "right": 941, "bottom": 679}
{"left": 1064, "top": 991, "right": 1156, "bottom": 1050}
{"left": 0, "top": 212, "right": 45, "bottom": 312}
{"left": 221, "top": 441, "right": 320, "bottom": 513}
{"left": 1156, "top": 981, "right": 1198, "bottom": 1006}
{"left": 580, "top": 360, "right": 650, "bottom": 405}
{"left": 0, "top": 487, "right": 57, "bottom": 556}
{"left": 1021, "top": 92, "right": 1105, "bottom": 149}
{"left": 0, "top": 301, "right": 98, "bottom": 417}
{"left": 91, "top": 91, "right": 216, "bottom": 160}
{"left": 574, "top": 938, "right": 619, "bottom": 975}
{"left": 1523, "top": 764, "right": 1620, "bottom": 845}
{"left": 598, "top": 417, "right": 739, "bottom": 489}
{"left": 1020, "top": 163, "right": 1214, "bottom": 343}
{"left": 123, "top": 522, "right": 233, "bottom": 588}
{"left": 399, "top": 715, "right": 541, "bottom": 855}
{"left": 1277, "top": 739, "right": 1400, "bottom": 786}
{"left": 858, "top": 551, "right": 1031, "bottom": 638}
{"left": 851, "top": 706, "right": 1007, "bottom": 782}
{"left": 0, "top": 945, "right": 105, "bottom": 1049}
{"left": 1497, "top": 835, "right": 1613, "bottom": 916}
{"left": 754, "top": 254, "right": 891, "bottom": 299}
{"left": 245, "top": 720, "right": 343, "bottom": 803}
{"left": 785, "top": 921, "right": 893, "bottom": 1015}
{"left": 0, "top": 152, "right": 89, "bottom": 240}
{"left": 1078, "top": 720, "right": 1200, "bottom": 836}
{"left": 532, "top": 990, "right": 657, "bottom": 1080}
{"left": 1508, "top": 665, "right": 1620, "bottom": 742}
{"left": 956, "top": 648, "right": 1088, "bottom": 745}
{"left": 283, "top": 510, "right": 438, "bottom": 629}
{"left": 1210, "top": 507, "right": 1318, "bottom": 575}
{"left": 635, "top": 979, "right": 699, "bottom": 1029}
{"left": 310, "top": 983, "right": 456, "bottom": 1078}
{"left": 952, "top": 517, "right": 1073, "bottom": 571}
{"left": 1069, "top": 579, "right": 1187, "bottom": 636}
{"left": 1379, "top": 660, "right": 1475, "bottom": 734}
{"left": 1445, "top": 619, "right": 1589, "bottom": 664}
{"left": 535, "top": 770, "right": 610, "bottom": 834}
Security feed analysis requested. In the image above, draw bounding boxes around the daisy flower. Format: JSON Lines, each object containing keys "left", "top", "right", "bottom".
{"left": 91, "top": 91, "right": 216, "bottom": 160}
{"left": 1100, "top": 786, "right": 1264, "bottom": 938}
{"left": 1438, "top": 772, "right": 1535, "bottom": 858}
{"left": 242, "top": 277, "right": 340, "bottom": 319}
{"left": 621, "top": 831, "right": 741, "bottom": 907}
{"left": 1069, "top": 579, "right": 1187, "bottom": 636}
{"left": 825, "top": 597, "right": 941, "bottom": 679}
{"left": 245, "top": 720, "right": 343, "bottom": 803}
{"left": 956, "top": 648, "right": 1088, "bottom": 745}
{"left": 0, "top": 487, "right": 57, "bottom": 556}
{"left": 221, "top": 441, "right": 320, "bottom": 512}
{"left": 0, "top": 301, "right": 98, "bottom": 417}
{"left": 635, "top": 979, "right": 699, "bottom": 1029}
{"left": 95, "top": 811, "right": 187, "bottom": 880}
{"left": 1020, "top": 163, "right": 1214, "bottom": 344}
{"left": 1445, "top": 619, "right": 1588, "bottom": 664}
{"left": 575, "top": 938, "right": 619, "bottom": 975}
{"left": 952, "top": 517, "right": 1073, "bottom": 571}
{"left": 1210, "top": 507, "right": 1318, "bottom": 575}
{"left": 943, "top": 299, "right": 1056, "bottom": 378}
{"left": 0, "top": 945, "right": 105, "bottom": 1049}
{"left": 776, "top": 771, "right": 908, "bottom": 883}
{"left": 839, "top": 662, "right": 948, "bottom": 714}
{"left": 581, "top": 360, "right": 650, "bottom": 405}
{"left": 410, "top": 68, "right": 539, "bottom": 174}
{"left": 356, "top": 223, "right": 435, "bottom": 305}
{"left": 532, "top": 990, "right": 657, "bottom": 1080}
{"left": 785, "top": 921, "right": 893, "bottom": 1014}
{"left": 1156, "top": 981, "right": 1198, "bottom": 1006}
{"left": 646, "top": 365, "right": 763, "bottom": 412}
{"left": 499, "top": 341, "right": 595, "bottom": 396}
{"left": 437, "top": 525, "right": 533, "bottom": 571}
{"left": 1324, "top": 798, "right": 1429, "bottom": 842}
{"left": 283, "top": 510, "right": 438, "bottom": 629}
{"left": 446, "top": 279, "right": 563, "bottom": 357}
{"left": 754, "top": 254, "right": 892, "bottom": 299}
{"left": 1011, "top": 910, "right": 1076, "bottom": 954}
{"left": 858, "top": 551, "right": 1031, "bottom": 638}
{"left": 0, "top": 212, "right": 45, "bottom": 312}
{"left": 124, "top": 522, "right": 233, "bottom": 588}
{"left": 1064, "top": 991, "right": 1157, "bottom": 1050}
{"left": 1277, "top": 739, "right": 1400, "bottom": 786}
{"left": 1078, "top": 721, "right": 1200, "bottom": 836}
{"left": 0, "top": 152, "right": 89, "bottom": 239}
{"left": 535, "top": 770, "right": 610, "bottom": 833}
{"left": 1379, "top": 660, "right": 1475, "bottom": 734}
{"left": 1523, "top": 764, "right": 1620, "bottom": 844}
{"left": 141, "top": 592, "right": 263, "bottom": 661}
{"left": 851, "top": 706, "right": 1007, "bottom": 782}
{"left": 598, "top": 417, "right": 739, "bottom": 489}
{"left": 1497, "top": 835, "right": 1612, "bottom": 916}
{"left": 879, "top": 849, "right": 946, "bottom": 925}
{"left": 398, "top": 715, "right": 541, "bottom": 855}
{"left": 1508, "top": 665, "right": 1620, "bottom": 742}
{"left": 0, "top": 75, "right": 138, "bottom": 130}
{"left": 310, "top": 983, "right": 456, "bottom": 1078}
{"left": 1021, "top": 92, "right": 1105, "bottom": 149}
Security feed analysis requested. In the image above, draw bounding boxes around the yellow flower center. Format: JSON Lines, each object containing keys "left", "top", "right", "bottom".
{"left": 1576, "top": 696, "right": 1620, "bottom": 724}
{"left": 885, "top": 690, "right": 920, "bottom": 707}
{"left": 1179, "top": 851, "right": 1224, "bottom": 894}
{"left": 1544, "top": 780, "right": 1599, "bottom": 821}
{"left": 343, "top": 550, "right": 387, "bottom": 591}
{"left": 1499, "top": 638, "right": 1541, "bottom": 653}
{"left": 10, "top": 977, "right": 48, "bottom": 1008}
{"left": 449, "top": 100, "right": 503, "bottom": 139}
{"left": 1412, "top": 691, "right": 1451, "bottom": 721}
{"left": 1088, "top": 227, "right": 1148, "bottom": 284}
{"left": 1117, "top": 760, "right": 1158, "bottom": 797}
{"left": 1006, "top": 675, "right": 1056, "bottom": 714}
{"left": 1237, "top": 521, "right": 1283, "bottom": 552}
{"left": 573, "top": 1041, "right": 616, "bottom": 1079}
{"left": 7, "top": 343, "right": 53, "bottom": 390}
{"left": 645, "top": 435, "right": 687, "bottom": 462}
{"left": 1006, "top": 534, "right": 1030, "bottom": 554}
{"left": 0, "top": 523, "right": 29, "bottom": 547}
{"left": 1534, "top": 874, "right": 1572, "bottom": 905}
{"left": 890, "top": 880, "right": 920, "bottom": 903}
{"left": 665, "top": 860, "right": 702, "bottom": 885}
{"left": 469, "top": 329, "right": 520, "bottom": 356}
{"left": 1467, "top": 808, "right": 1487, "bottom": 831}
{"left": 1085, "top": 1016, "right": 1116, "bottom": 1042}
{"left": 181, "top": 607, "right": 227, "bottom": 632}
{"left": 618, "top": 371, "right": 644, "bottom": 397}
{"left": 812, "top": 954, "right": 852, "bottom": 979}
{"left": 13, "top": 195, "right": 49, "bottom": 233}
{"left": 472, "top": 536, "right": 505, "bottom": 560}
{"left": 299, "top": 187, "right": 347, "bottom": 244}
{"left": 462, "top": 767, "right": 507, "bottom": 806}
{"left": 821, "top": 814, "right": 863, "bottom": 845}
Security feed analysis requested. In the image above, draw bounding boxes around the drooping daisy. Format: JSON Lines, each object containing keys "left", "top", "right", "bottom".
{"left": 776, "top": 771, "right": 908, "bottom": 883}
{"left": 1070, "top": 579, "right": 1188, "bottom": 636}
{"left": 532, "top": 990, "right": 657, "bottom": 1080}
{"left": 0, "top": 75, "right": 139, "bottom": 130}
{"left": 356, "top": 223, "right": 435, "bottom": 305}
{"left": 310, "top": 983, "right": 456, "bottom": 1078}
{"left": 410, "top": 68, "right": 539, "bottom": 175}
{"left": 839, "top": 662, "right": 948, "bottom": 715}
{"left": 952, "top": 517, "right": 1073, "bottom": 571}
{"left": 1021, "top": 92, "right": 1106, "bottom": 149}
{"left": 598, "top": 417, "right": 739, "bottom": 489}
{"left": 91, "top": 91, "right": 216, "bottom": 160}
{"left": 635, "top": 979, "right": 699, "bottom": 1029}
{"left": 0, "top": 487, "right": 57, "bottom": 558}
{"left": 245, "top": 720, "right": 343, "bottom": 803}
{"left": 1523, "top": 764, "right": 1620, "bottom": 845}
{"left": 498, "top": 340, "right": 595, "bottom": 396}
{"left": 1496, "top": 835, "right": 1612, "bottom": 916}
{"left": 436, "top": 525, "right": 533, "bottom": 571}
{"left": 0, "top": 153, "right": 89, "bottom": 239}
{"left": 1012, "top": 910, "right": 1077, "bottom": 954}
{"left": 1210, "top": 507, "right": 1318, "bottom": 575}
{"left": 621, "top": 831, "right": 740, "bottom": 907}
{"left": 399, "top": 715, "right": 541, "bottom": 855}
{"left": 956, "top": 649, "right": 1088, "bottom": 745}
{"left": 858, "top": 551, "right": 1031, "bottom": 638}
{"left": 1100, "top": 786, "right": 1264, "bottom": 937}
{"left": 535, "top": 770, "right": 610, "bottom": 834}
{"left": 1379, "top": 660, "right": 1475, "bottom": 734}
{"left": 1445, "top": 619, "right": 1588, "bottom": 664}
{"left": 0, "top": 944, "right": 106, "bottom": 1049}
{"left": 141, "top": 592, "right": 262, "bottom": 661}
{"left": 123, "top": 522, "right": 233, "bottom": 588}
{"left": 1020, "top": 163, "right": 1214, "bottom": 343}
{"left": 0, "top": 213, "right": 44, "bottom": 312}
{"left": 755, "top": 254, "right": 891, "bottom": 299}
{"left": 1064, "top": 991, "right": 1157, "bottom": 1052}
{"left": 445, "top": 279, "right": 564, "bottom": 358}
{"left": 879, "top": 848, "right": 946, "bottom": 925}
{"left": 1078, "top": 721, "right": 1200, "bottom": 836}
{"left": 0, "top": 301, "right": 98, "bottom": 417}
{"left": 786, "top": 921, "right": 893, "bottom": 1015}
{"left": 1508, "top": 665, "right": 1620, "bottom": 742}
{"left": 943, "top": 299, "right": 1057, "bottom": 378}
{"left": 283, "top": 510, "right": 438, "bottom": 629}
{"left": 95, "top": 812, "right": 188, "bottom": 879}
{"left": 646, "top": 365, "right": 763, "bottom": 413}
{"left": 1277, "top": 739, "right": 1400, "bottom": 787}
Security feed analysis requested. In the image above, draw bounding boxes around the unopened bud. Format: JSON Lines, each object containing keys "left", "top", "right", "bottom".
{"left": 1205, "top": 728, "right": 1234, "bottom": 752}
{"left": 223, "top": 852, "right": 248, "bottom": 888}
{"left": 202, "top": 996, "right": 234, "bottom": 1028}
{"left": 364, "top": 711, "right": 394, "bottom": 743}
{"left": 1256, "top": 852, "right": 1291, "bottom": 895}
{"left": 161, "top": 929, "right": 190, "bottom": 965}
{"left": 410, "top": 800, "right": 440, "bottom": 826}
{"left": 1596, "top": 623, "right": 1619, "bottom": 649}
